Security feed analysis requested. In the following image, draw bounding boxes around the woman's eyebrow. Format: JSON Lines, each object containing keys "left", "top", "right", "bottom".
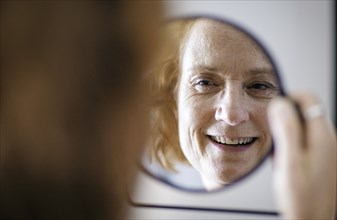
{"left": 187, "top": 65, "right": 276, "bottom": 81}
{"left": 248, "top": 67, "right": 275, "bottom": 76}
{"left": 186, "top": 65, "right": 220, "bottom": 83}
{"left": 189, "top": 65, "right": 274, "bottom": 74}
{"left": 248, "top": 67, "right": 279, "bottom": 85}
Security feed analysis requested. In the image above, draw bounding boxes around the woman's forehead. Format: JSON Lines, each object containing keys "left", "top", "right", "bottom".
{"left": 188, "top": 19, "right": 250, "bottom": 43}
{"left": 182, "top": 20, "right": 265, "bottom": 59}
{"left": 180, "top": 20, "right": 270, "bottom": 71}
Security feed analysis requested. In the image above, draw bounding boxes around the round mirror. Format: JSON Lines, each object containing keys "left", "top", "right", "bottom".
{"left": 141, "top": 16, "right": 285, "bottom": 192}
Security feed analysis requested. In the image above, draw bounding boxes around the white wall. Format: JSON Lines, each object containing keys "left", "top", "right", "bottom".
{"left": 129, "top": 1, "right": 335, "bottom": 219}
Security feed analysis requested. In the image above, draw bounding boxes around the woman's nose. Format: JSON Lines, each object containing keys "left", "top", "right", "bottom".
{"left": 215, "top": 90, "right": 249, "bottom": 126}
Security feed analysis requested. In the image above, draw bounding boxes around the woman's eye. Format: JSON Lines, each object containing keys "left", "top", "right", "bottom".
{"left": 249, "top": 83, "right": 271, "bottom": 90}
{"left": 196, "top": 79, "right": 213, "bottom": 86}
{"left": 192, "top": 78, "right": 218, "bottom": 93}
{"left": 246, "top": 82, "right": 278, "bottom": 98}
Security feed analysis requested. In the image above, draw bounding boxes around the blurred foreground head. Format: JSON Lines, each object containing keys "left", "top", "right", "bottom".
{"left": 1, "top": 1, "right": 162, "bottom": 219}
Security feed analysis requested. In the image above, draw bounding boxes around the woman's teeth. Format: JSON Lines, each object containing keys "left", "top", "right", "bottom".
{"left": 210, "top": 136, "right": 254, "bottom": 145}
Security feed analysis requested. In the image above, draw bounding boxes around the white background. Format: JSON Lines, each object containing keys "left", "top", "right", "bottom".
{"left": 129, "top": 1, "right": 335, "bottom": 219}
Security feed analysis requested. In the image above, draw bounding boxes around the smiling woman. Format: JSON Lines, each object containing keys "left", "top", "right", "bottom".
{"left": 144, "top": 17, "right": 283, "bottom": 191}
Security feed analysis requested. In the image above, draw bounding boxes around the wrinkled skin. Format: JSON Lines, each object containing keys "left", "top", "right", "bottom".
{"left": 177, "top": 19, "right": 279, "bottom": 190}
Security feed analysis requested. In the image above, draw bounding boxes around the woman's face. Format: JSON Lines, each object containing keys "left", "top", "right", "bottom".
{"left": 177, "top": 19, "right": 279, "bottom": 190}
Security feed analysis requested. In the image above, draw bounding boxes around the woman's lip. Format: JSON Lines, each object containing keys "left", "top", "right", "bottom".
{"left": 207, "top": 134, "right": 257, "bottom": 139}
{"left": 207, "top": 135, "right": 257, "bottom": 144}
{"left": 207, "top": 136, "right": 257, "bottom": 152}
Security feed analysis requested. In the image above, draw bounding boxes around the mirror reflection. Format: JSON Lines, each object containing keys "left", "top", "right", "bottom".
{"left": 143, "top": 17, "right": 283, "bottom": 192}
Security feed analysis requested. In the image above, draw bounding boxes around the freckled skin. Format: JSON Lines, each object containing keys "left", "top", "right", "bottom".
{"left": 177, "top": 19, "right": 279, "bottom": 190}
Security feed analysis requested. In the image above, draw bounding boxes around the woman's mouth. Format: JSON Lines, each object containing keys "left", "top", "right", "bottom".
{"left": 208, "top": 135, "right": 256, "bottom": 147}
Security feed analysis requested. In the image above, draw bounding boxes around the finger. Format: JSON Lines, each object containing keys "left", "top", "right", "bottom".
{"left": 267, "top": 97, "right": 304, "bottom": 166}
{"left": 290, "top": 93, "right": 336, "bottom": 153}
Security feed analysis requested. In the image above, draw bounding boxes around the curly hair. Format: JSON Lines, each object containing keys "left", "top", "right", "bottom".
{"left": 147, "top": 18, "right": 197, "bottom": 171}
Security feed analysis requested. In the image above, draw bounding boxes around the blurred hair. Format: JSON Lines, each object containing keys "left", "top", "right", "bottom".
{"left": 1, "top": 1, "right": 161, "bottom": 219}
{"left": 147, "top": 19, "right": 196, "bottom": 171}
